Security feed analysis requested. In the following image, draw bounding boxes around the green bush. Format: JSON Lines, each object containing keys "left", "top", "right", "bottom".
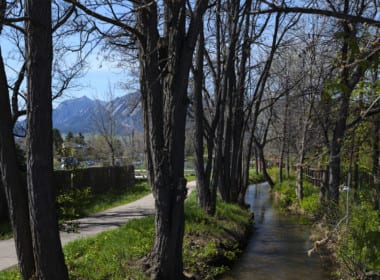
{"left": 337, "top": 202, "right": 380, "bottom": 279}
{"left": 56, "top": 187, "right": 91, "bottom": 232}
{"left": 57, "top": 187, "right": 92, "bottom": 221}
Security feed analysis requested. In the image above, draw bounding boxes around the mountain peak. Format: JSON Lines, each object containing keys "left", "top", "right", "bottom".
{"left": 53, "top": 93, "right": 142, "bottom": 135}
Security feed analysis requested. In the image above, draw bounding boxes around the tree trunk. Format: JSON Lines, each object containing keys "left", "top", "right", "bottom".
{"left": 279, "top": 90, "right": 289, "bottom": 183}
{"left": 327, "top": 19, "right": 353, "bottom": 205}
{"left": 319, "top": 167, "right": 328, "bottom": 205}
{"left": 239, "top": 126, "right": 255, "bottom": 207}
{"left": 0, "top": 46, "right": 36, "bottom": 280}
{"left": 296, "top": 97, "right": 313, "bottom": 201}
{"left": 296, "top": 167, "right": 304, "bottom": 200}
{"left": 193, "top": 27, "right": 213, "bottom": 214}
{"left": 372, "top": 117, "right": 380, "bottom": 209}
{"left": 135, "top": 1, "right": 208, "bottom": 278}
{"left": 25, "top": 1, "right": 69, "bottom": 278}
{"left": 0, "top": 180, "right": 7, "bottom": 222}
{"left": 255, "top": 141, "right": 274, "bottom": 187}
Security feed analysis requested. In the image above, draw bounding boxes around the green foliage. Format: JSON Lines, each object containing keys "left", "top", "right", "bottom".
{"left": 270, "top": 168, "right": 321, "bottom": 218}
{"left": 300, "top": 192, "right": 319, "bottom": 215}
{"left": 1, "top": 186, "right": 251, "bottom": 279}
{"left": 1, "top": 181, "right": 151, "bottom": 240}
{"left": 82, "top": 181, "right": 151, "bottom": 216}
{"left": 57, "top": 187, "right": 92, "bottom": 232}
{"left": 64, "top": 216, "right": 154, "bottom": 280}
{"left": 337, "top": 202, "right": 380, "bottom": 279}
{"left": 0, "top": 267, "right": 21, "bottom": 280}
{"left": 65, "top": 131, "right": 74, "bottom": 142}
{"left": 0, "top": 221, "right": 12, "bottom": 240}
{"left": 248, "top": 170, "right": 265, "bottom": 184}
{"left": 183, "top": 193, "right": 251, "bottom": 279}
{"left": 57, "top": 187, "right": 92, "bottom": 220}
{"left": 53, "top": 128, "right": 64, "bottom": 155}
{"left": 275, "top": 180, "right": 297, "bottom": 209}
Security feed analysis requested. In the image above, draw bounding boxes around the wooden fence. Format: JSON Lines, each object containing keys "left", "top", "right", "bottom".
{"left": 53, "top": 165, "right": 135, "bottom": 195}
{"left": 304, "top": 167, "right": 328, "bottom": 188}
{"left": 304, "top": 167, "right": 374, "bottom": 190}
{"left": 0, "top": 165, "right": 135, "bottom": 222}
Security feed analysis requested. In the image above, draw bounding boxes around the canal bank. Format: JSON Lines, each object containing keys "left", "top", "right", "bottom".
{"left": 222, "top": 183, "right": 329, "bottom": 279}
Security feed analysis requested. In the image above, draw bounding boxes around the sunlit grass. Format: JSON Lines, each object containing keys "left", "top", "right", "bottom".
{"left": 0, "top": 191, "right": 252, "bottom": 279}
{"left": 0, "top": 181, "right": 151, "bottom": 241}
{"left": 82, "top": 181, "right": 151, "bottom": 216}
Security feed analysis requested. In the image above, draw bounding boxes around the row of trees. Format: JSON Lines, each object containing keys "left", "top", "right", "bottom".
{"left": 0, "top": 1, "right": 379, "bottom": 279}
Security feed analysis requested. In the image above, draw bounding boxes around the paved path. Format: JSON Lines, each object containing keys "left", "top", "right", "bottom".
{"left": 0, "top": 181, "right": 196, "bottom": 271}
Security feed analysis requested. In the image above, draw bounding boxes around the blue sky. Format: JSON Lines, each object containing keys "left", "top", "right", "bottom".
{"left": 1, "top": 25, "right": 137, "bottom": 109}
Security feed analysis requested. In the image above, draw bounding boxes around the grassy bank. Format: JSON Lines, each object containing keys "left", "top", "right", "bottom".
{"left": 267, "top": 167, "right": 321, "bottom": 219}
{"left": 65, "top": 192, "right": 252, "bottom": 279}
{"left": 0, "top": 181, "right": 151, "bottom": 241}
{"left": 267, "top": 167, "right": 380, "bottom": 279}
{"left": 0, "top": 192, "right": 252, "bottom": 280}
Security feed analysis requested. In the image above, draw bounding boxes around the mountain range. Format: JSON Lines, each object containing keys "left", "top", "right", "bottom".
{"left": 52, "top": 92, "right": 143, "bottom": 135}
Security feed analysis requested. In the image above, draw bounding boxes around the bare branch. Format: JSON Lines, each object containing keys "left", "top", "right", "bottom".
{"left": 256, "top": 1, "right": 380, "bottom": 27}
{"left": 64, "top": 0, "right": 143, "bottom": 41}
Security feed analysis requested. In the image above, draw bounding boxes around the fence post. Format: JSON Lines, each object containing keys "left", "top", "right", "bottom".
{"left": 319, "top": 169, "right": 327, "bottom": 204}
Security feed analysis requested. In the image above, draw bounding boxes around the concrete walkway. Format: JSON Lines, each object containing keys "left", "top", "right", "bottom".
{"left": 0, "top": 181, "right": 196, "bottom": 271}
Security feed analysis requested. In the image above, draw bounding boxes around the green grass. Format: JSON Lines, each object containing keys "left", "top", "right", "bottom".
{"left": 64, "top": 217, "right": 154, "bottom": 280}
{"left": 0, "top": 191, "right": 252, "bottom": 280}
{"left": 0, "top": 222, "right": 12, "bottom": 240}
{"left": 82, "top": 181, "right": 151, "bottom": 216}
{"left": 248, "top": 169, "right": 265, "bottom": 184}
{"left": 0, "top": 267, "right": 20, "bottom": 280}
{"left": 185, "top": 173, "right": 196, "bottom": 182}
{"left": 0, "top": 181, "right": 151, "bottom": 241}
{"left": 268, "top": 167, "right": 321, "bottom": 218}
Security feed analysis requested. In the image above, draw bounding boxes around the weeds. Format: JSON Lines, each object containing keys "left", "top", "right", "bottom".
{"left": 0, "top": 190, "right": 252, "bottom": 280}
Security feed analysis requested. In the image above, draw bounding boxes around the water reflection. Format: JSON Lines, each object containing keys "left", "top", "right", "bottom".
{"left": 222, "top": 183, "right": 329, "bottom": 280}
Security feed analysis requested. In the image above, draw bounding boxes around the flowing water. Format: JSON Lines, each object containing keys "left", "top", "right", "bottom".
{"left": 222, "top": 183, "right": 330, "bottom": 280}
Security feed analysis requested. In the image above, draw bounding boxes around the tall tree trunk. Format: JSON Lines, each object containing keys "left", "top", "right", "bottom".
{"left": 255, "top": 147, "right": 259, "bottom": 175}
{"left": 328, "top": 98, "right": 349, "bottom": 204}
{"left": 239, "top": 126, "right": 255, "bottom": 206}
{"left": 135, "top": 1, "right": 208, "bottom": 278}
{"left": 279, "top": 90, "right": 289, "bottom": 183}
{"left": 373, "top": 117, "right": 380, "bottom": 209}
{"left": 327, "top": 5, "right": 376, "bottom": 207}
{"left": 255, "top": 141, "right": 274, "bottom": 187}
{"left": 193, "top": 27, "right": 213, "bottom": 214}
{"left": 0, "top": 181, "right": 6, "bottom": 221}
{"left": 25, "top": 1, "right": 69, "bottom": 278}
{"left": 231, "top": 0, "right": 252, "bottom": 203}
{"left": 296, "top": 98, "right": 313, "bottom": 201}
{"left": 327, "top": 17, "right": 354, "bottom": 205}
{"left": 0, "top": 46, "right": 36, "bottom": 280}
{"left": 295, "top": 166, "right": 304, "bottom": 200}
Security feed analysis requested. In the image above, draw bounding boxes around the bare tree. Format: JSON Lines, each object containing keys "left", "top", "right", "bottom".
{"left": 25, "top": 0, "right": 69, "bottom": 278}
{"left": 259, "top": 0, "right": 380, "bottom": 210}
{"left": 92, "top": 86, "right": 120, "bottom": 166}
{"left": 0, "top": 3, "right": 35, "bottom": 278}
{"left": 65, "top": 1, "right": 209, "bottom": 278}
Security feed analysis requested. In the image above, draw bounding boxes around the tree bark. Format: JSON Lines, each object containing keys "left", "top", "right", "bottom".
{"left": 255, "top": 140, "right": 274, "bottom": 187}
{"left": 193, "top": 27, "right": 214, "bottom": 214}
{"left": 0, "top": 46, "right": 36, "bottom": 280}
{"left": 25, "top": 1, "right": 69, "bottom": 278}
{"left": 0, "top": 179, "right": 6, "bottom": 222}
{"left": 135, "top": 1, "right": 208, "bottom": 278}
{"left": 372, "top": 117, "right": 380, "bottom": 209}
{"left": 279, "top": 90, "right": 289, "bottom": 183}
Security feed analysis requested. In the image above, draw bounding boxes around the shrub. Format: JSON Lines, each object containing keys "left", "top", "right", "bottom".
{"left": 336, "top": 202, "right": 380, "bottom": 279}
{"left": 57, "top": 187, "right": 92, "bottom": 231}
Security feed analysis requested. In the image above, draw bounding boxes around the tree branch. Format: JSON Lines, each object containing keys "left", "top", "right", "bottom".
{"left": 256, "top": 1, "right": 380, "bottom": 27}
{"left": 64, "top": 0, "right": 143, "bottom": 41}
